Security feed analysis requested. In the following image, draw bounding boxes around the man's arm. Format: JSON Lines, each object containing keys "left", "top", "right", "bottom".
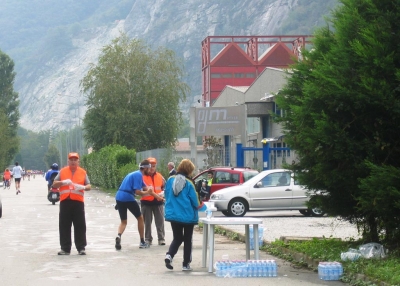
{"left": 135, "top": 186, "right": 154, "bottom": 196}
{"left": 152, "top": 176, "right": 166, "bottom": 201}
{"left": 52, "top": 173, "right": 73, "bottom": 188}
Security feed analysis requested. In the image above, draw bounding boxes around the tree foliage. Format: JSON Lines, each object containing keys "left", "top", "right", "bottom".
{"left": 203, "top": 136, "right": 223, "bottom": 168}
{"left": 275, "top": 0, "right": 400, "bottom": 245}
{"left": 81, "top": 34, "right": 189, "bottom": 152}
{"left": 81, "top": 144, "right": 136, "bottom": 190}
{"left": 0, "top": 49, "right": 20, "bottom": 168}
{"left": 43, "top": 144, "right": 61, "bottom": 169}
{"left": 17, "top": 129, "right": 50, "bottom": 170}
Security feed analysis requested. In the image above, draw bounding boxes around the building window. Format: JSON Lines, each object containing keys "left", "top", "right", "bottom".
{"left": 211, "top": 73, "right": 221, "bottom": 78}
{"left": 247, "top": 117, "right": 260, "bottom": 134}
{"left": 246, "top": 73, "right": 255, "bottom": 78}
{"left": 222, "top": 73, "right": 232, "bottom": 78}
{"left": 234, "top": 73, "right": 245, "bottom": 78}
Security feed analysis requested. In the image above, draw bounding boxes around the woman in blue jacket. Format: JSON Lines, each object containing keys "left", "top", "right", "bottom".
{"left": 164, "top": 159, "right": 206, "bottom": 271}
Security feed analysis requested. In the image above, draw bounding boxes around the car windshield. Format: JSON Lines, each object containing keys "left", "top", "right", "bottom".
{"left": 243, "top": 171, "right": 259, "bottom": 182}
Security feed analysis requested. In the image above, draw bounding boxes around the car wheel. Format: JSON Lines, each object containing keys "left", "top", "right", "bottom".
{"left": 309, "top": 207, "right": 325, "bottom": 217}
{"left": 221, "top": 210, "right": 230, "bottom": 217}
{"left": 227, "top": 198, "right": 248, "bottom": 217}
{"left": 299, "top": 210, "right": 310, "bottom": 216}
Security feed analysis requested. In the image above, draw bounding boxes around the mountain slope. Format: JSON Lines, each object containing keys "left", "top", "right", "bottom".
{"left": 0, "top": 0, "right": 339, "bottom": 131}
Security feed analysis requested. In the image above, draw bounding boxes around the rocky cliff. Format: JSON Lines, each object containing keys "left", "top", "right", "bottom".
{"left": 18, "top": 0, "right": 336, "bottom": 131}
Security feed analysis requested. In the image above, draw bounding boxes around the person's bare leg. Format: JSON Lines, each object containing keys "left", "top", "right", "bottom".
{"left": 118, "top": 220, "right": 127, "bottom": 235}
{"left": 137, "top": 215, "right": 145, "bottom": 239}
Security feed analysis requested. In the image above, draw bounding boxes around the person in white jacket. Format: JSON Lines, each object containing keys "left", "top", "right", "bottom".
{"left": 12, "top": 162, "right": 23, "bottom": 194}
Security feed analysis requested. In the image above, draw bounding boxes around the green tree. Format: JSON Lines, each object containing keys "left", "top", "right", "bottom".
{"left": 203, "top": 136, "right": 223, "bottom": 168}
{"left": 0, "top": 49, "right": 20, "bottom": 166}
{"left": 0, "top": 113, "right": 19, "bottom": 169}
{"left": 43, "top": 144, "right": 61, "bottom": 169}
{"left": 275, "top": 0, "right": 400, "bottom": 245}
{"left": 17, "top": 128, "right": 49, "bottom": 170}
{"left": 81, "top": 34, "right": 189, "bottom": 151}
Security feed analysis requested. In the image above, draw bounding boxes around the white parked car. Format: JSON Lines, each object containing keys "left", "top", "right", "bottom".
{"left": 209, "top": 169, "right": 324, "bottom": 217}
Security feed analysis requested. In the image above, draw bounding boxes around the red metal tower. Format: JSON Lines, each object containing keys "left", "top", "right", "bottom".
{"left": 201, "top": 35, "right": 311, "bottom": 106}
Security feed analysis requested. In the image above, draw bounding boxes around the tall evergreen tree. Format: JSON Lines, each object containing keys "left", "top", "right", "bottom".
{"left": 81, "top": 34, "right": 189, "bottom": 151}
{"left": 0, "top": 49, "right": 20, "bottom": 167}
{"left": 275, "top": 0, "right": 400, "bottom": 245}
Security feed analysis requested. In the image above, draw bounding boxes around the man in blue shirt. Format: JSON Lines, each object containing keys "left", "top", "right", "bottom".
{"left": 115, "top": 159, "right": 155, "bottom": 250}
{"left": 45, "top": 163, "right": 59, "bottom": 191}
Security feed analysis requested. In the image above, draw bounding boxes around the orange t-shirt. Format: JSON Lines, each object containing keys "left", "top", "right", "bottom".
{"left": 4, "top": 171, "right": 11, "bottom": 180}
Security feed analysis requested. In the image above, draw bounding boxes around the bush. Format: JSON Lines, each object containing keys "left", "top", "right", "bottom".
{"left": 81, "top": 145, "right": 136, "bottom": 190}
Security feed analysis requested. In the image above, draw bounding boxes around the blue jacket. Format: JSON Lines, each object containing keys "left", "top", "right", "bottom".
{"left": 45, "top": 169, "right": 59, "bottom": 185}
{"left": 164, "top": 174, "right": 205, "bottom": 225}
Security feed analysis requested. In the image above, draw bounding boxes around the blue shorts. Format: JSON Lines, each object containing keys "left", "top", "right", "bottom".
{"left": 116, "top": 200, "right": 142, "bottom": 220}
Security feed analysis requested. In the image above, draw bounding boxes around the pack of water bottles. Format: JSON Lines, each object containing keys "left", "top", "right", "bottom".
{"left": 249, "top": 225, "right": 264, "bottom": 250}
{"left": 214, "top": 260, "right": 277, "bottom": 278}
{"left": 318, "top": 262, "right": 343, "bottom": 280}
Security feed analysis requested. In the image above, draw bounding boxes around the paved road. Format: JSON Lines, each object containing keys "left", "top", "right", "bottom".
{"left": 0, "top": 177, "right": 346, "bottom": 285}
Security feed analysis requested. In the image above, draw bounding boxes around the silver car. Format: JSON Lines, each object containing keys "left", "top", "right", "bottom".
{"left": 209, "top": 169, "right": 324, "bottom": 217}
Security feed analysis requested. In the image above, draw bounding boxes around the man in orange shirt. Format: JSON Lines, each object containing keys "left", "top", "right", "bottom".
{"left": 141, "top": 157, "right": 166, "bottom": 246}
{"left": 52, "top": 152, "right": 91, "bottom": 255}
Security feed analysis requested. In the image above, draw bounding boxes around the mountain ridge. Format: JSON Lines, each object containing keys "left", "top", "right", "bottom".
{"left": 0, "top": 0, "right": 339, "bottom": 131}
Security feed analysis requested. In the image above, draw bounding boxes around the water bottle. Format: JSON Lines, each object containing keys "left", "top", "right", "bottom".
{"left": 318, "top": 262, "right": 322, "bottom": 279}
{"left": 327, "top": 263, "right": 333, "bottom": 280}
{"left": 215, "top": 261, "right": 221, "bottom": 277}
{"left": 258, "top": 225, "right": 264, "bottom": 248}
{"left": 338, "top": 262, "right": 343, "bottom": 278}
{"left": 242, "top": 261, "right": 249, "bottom": 277}
{"left": 206, "top": 209, "right": 212, "bottom": 219}
{"left": 261, "top": 260, "right": 267, "bottom": 277}
{"left": 236, "top": 261, "right": 243, "bottom": 277}
{"left": 333, "top": 262, "right": 343, "bottom": 280}
{"left": 231, "top": 261, "right": 237, "bottom": 277}
{"left": 257, "top": 260, "right": 263, "bottom": 277}
{"left": 265, "top": 260, "right": 271, "bottom": 277}
{"left": 248, "top": 261, "right": 254, "bottom": 277}
{"left": 271, "top": 260, "right": 277, "bottom": 277}
{"left": 318, "top": 262, "right": 325, "bottom": 280}
{"left": 220, "top": 261, "right": 226, "bottom": 277}
{"left": 249, "top": 226, "right": 254, "bottom": 250}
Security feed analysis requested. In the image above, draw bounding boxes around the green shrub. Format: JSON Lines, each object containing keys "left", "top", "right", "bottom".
{"left": 81, "top": 144, "right": 136, "bottom": 190}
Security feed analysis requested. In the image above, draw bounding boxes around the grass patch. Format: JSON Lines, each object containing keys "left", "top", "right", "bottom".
{"left": 268, "top": 238, "right": 400, "bottom": 285}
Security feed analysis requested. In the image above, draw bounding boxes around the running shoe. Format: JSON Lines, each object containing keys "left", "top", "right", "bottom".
{"left": 182, "top": 263, "right": 193, "bottom": 271}
{"left": 115, "top": 236, "right": 121, "bottom": 250}
{"left": 165, "top": 254, "right": 173, "bottom": 270}
{"left": 58, "top": 250, "right": 70, "bottom": 255}
{"left": 139, "top": 241, "right": 149, "bottom": 249}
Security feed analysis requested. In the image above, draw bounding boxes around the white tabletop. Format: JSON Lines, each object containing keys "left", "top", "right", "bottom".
{"left": 199, "top": 217, "right": 263, "bottom": 225}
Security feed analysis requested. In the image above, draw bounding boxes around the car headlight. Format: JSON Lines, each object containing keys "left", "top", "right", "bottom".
{"left": 211, "top": 194, "right": 224, "bottom": 200}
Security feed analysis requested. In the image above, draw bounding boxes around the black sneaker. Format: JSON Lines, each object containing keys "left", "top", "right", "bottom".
{"left": 58, "top": 250, "right": 70, "bottom": 255}
{"left": 78, "top": 250, "right": 86, "bottom": 255}
{"left": 115, "top": 237, "right": 121, "bottom": 250}
{"left": 165, "top": 254, "right": 173, "bottom": 270}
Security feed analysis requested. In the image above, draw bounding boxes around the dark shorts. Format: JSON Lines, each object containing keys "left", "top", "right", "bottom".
{"left": 14, "top": 178, "right": 21, "bottom": 182}
{"left": 116, "top": 200, "right": 142, "bottom": 220}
